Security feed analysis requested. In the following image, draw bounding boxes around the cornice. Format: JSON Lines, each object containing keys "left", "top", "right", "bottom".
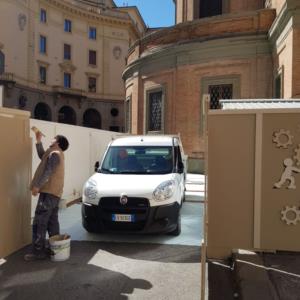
{"left": 85, "top": 71, "right": 100, "bottom": 77}
{"left": 268, "top": 1, "right": 300, "bottom": 47}
{"left": 36, "top": 59, "right": 50, "bottom": 67}
{"left": 44, "top": 0, "right": 141, "bottom": 37}
{"left": 59, "top": 61, "right": 77, "bottom": 72}
{"left": 123, "top": 33, "right": 271, "bottom": 80}
{"left": 127, "top": 8, "right": 276, "bottom": 63}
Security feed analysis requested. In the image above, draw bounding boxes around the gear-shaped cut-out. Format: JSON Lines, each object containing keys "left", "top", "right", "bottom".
{"left": 294, "top": 145, "right": 300, "bottom": 166}
{"left": 273, "top": 129, "right": 294, "bottom": 149}
{"left": 281, "top": 206, "right": 300, "bottom": 225}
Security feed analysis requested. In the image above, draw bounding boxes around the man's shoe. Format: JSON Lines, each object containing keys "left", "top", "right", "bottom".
{"left": 24, "top": 252, "right": 47, "bottom": 262}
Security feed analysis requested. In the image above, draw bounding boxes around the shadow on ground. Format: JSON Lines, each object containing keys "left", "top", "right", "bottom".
{"left": 0, "top": 242, "right": 201, "bottom": 300}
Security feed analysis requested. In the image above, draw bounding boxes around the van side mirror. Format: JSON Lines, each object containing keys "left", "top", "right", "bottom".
{"left": 178, "top": 161, "right": 184, "bottom": 174}
{"left": 94, "top": 161, "right": 100, "bottom": 172}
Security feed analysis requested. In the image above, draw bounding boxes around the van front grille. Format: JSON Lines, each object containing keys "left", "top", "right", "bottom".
{"left": 98, "top": 197, "right": 150, "bottom": 231}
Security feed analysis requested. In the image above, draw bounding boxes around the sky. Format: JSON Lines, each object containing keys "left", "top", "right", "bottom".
{"left": 114, "top": 0, "right": 175, "bottom": 28}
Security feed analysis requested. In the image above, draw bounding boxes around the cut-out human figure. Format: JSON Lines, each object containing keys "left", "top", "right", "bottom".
{"left": 274, "top": 158, "right": 300, "bottom": 189}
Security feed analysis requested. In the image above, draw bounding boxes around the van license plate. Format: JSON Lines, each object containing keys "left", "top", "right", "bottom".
{"left": 112, "top": 214, "right": 135, "bottom": 222}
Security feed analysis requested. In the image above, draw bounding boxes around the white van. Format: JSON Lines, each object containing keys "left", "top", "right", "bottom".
{"left": 82, "top": 135, "right": 186, "bottom": 236}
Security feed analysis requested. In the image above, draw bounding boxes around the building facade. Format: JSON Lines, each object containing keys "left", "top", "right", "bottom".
{"left": 123, "top": 0, "right": 300, "bottom": 171}
{"left": 0, "top": 0, "right": 145, "bottom": 131}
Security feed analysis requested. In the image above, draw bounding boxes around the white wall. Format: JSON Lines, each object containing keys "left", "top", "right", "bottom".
{"left": 30, "top": 119, "right": 122, "bottom": 216}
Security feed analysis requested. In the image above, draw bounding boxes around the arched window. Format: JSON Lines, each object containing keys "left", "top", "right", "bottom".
{"left": 0, "top": 51, "right": 5, "bottom": 75}
{"left": 83, "top": 109, "right": 101, "bottom": 129}
{"left": 58, "top": 106, "right": 76, "bottom": 125}
{"left": 34, "top": 102, "right": 52, "bottom": 121}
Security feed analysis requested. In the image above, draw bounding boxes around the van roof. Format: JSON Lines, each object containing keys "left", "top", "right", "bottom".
{"left": 111, "top": 135, "right": 180, "bottom": 147}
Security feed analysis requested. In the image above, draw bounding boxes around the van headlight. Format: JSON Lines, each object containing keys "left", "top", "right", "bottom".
{"left": 84, "top": 179, "right": 98, "bottom": 200}
{"left": 153, "top": 180, "right": 175, "bottom": 202}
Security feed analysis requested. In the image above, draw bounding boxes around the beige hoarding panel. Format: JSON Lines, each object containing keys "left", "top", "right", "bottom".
{"left": 207, "top": 114, "right": 256, "bottom": 254}
{"left": 260, "top": 113, "right": 300, "bottom": 251}
{"left": 254, "top": 113, "right": 263, "bottom": 249}
{"left": 0, "top": 86, "right": 3, "bottom": 106}
{"left": 0, "top": 108, "right": 31, "bottom": 258}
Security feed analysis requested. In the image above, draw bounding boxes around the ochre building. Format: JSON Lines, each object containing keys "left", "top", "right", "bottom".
{"left": 123, "top": 0, "right": 300, "bottom": 171}
{"left": 0, "top": 0, "right": 145, "bottom": 131}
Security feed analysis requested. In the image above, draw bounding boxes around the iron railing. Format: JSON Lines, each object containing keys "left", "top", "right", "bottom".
{"left": 0, "top": 72, "right": 14, "bottom": 82}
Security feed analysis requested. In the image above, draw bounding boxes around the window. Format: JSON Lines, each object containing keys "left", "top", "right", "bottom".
{"left": 64, "top": 19, "right": 72, "bottom": 33}
{"left": 40, "top": 9, "right": 47, "bottom": 23}
{"left": 88, "top": 77, "right": 97, "bottom": 92}
{"left": 89, "top": 27, "right": 97, "bottom": 40}
{"left": 111, "top": 108, "right": 119, "bottom": 117}
{"left": 147, "top": 91, "right": 163, "bottom": 132}
{"left": 39, "top": 66, "right": 47, "bottom": 84}
{"left": 64, "top": 44, "right": 71, "bottom": 60}
{"left": 275, "top": 73, "right": 283, "bottom": 98}
{"left": 64, "top": 73, "right": 71, "bottom": 88}
{"left": 200, "top": 0, "right": 222, "bottom": 18}
{"left": 39, "top": 35, "right": 47, "bottom": 54}
{"left": 89, "top": 50, "right": 97, "bottom": 66}
{"left": 208, "top": 84, "right": 233, "bottom": 109}
{"left": 125, "top": 97, "right": 132, "bottom": 133}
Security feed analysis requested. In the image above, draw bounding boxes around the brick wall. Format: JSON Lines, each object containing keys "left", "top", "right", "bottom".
{"left": 126, "top": 54, "right": 272, "bottom": 159}
{"left": 229, "top": 0, "right": 264, "bottom": 13}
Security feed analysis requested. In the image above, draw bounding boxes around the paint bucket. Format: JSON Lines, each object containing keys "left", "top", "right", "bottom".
{"left": 49, "top": 234, "right": 71, "bottom": 262}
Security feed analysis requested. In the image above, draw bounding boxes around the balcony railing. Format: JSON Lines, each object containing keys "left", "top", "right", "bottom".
{"left": 0, "top": 72, "right": 14, "bottom": 82}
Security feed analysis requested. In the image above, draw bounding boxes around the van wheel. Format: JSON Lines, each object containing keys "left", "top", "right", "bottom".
{"left": 169, "top": 214, "right": 181, "bottom": 236}
{"left": 82, "top": 219, "right": 98, "bottom": 233}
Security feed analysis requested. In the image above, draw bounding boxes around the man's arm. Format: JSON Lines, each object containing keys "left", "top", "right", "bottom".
{"left": 35, "top": 131, "right": 45, "bottom": 159}
{"left": 35, "top": 152, "right": 60, "bottom": 189}
{"left": 36, "top": 143, "right": 45, "bottom": 159}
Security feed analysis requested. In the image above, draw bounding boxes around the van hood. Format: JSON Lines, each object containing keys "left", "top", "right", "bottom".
{"left": 87, "top": 172, "right": 177, "bottom": 198}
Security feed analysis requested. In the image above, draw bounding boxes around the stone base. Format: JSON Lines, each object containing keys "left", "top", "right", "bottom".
{"left": 187, "top": 157, "right": 205, "bottom": 174}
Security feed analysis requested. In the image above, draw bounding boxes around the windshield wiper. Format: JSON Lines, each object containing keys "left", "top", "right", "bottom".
{"left": 118, "top": 171, "right": 147, "bottom": 174}
{"left": 100, "top": 168, "right": 113, "bottom": 174}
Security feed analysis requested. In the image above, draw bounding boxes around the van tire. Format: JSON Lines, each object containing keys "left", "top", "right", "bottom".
{"left": 169, "top": 214, "right": 181, "bottom": 236}
{"left": 83, "top": 219, "right": 98, "bottom": 233}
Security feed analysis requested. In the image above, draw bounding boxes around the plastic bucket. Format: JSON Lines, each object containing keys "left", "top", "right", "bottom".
{"left": 49, "top": 234, "right": 71, "bottom": 262}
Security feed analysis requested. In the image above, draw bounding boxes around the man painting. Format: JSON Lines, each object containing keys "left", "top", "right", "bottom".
{"left": 24, "top": 131, "right": 69, "bottom": 261}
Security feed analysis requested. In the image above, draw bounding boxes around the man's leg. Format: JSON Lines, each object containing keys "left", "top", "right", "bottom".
{"left": 48, "top": 195, "right": 60, "bottom": 237}
{"left": 25, "top": 193, "right": 52, "bottom": 261}
{"left": 44, "top": 195, "right": 60, "bottom": 256}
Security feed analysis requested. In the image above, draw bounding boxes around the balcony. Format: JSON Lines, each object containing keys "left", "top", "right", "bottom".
{"left": 0, "top": 72, "right": 15, "bottom": 84}
{"left": 52, "top": 86, "right": 87, "bottom": 99}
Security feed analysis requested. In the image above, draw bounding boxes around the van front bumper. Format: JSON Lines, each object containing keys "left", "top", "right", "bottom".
{"left": 81, "top": 198, "right": 180, "bottom": 234}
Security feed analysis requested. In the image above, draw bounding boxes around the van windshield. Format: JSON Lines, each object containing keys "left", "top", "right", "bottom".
{"left": 100, "top": 146, "right": 173, "bottom": 174}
